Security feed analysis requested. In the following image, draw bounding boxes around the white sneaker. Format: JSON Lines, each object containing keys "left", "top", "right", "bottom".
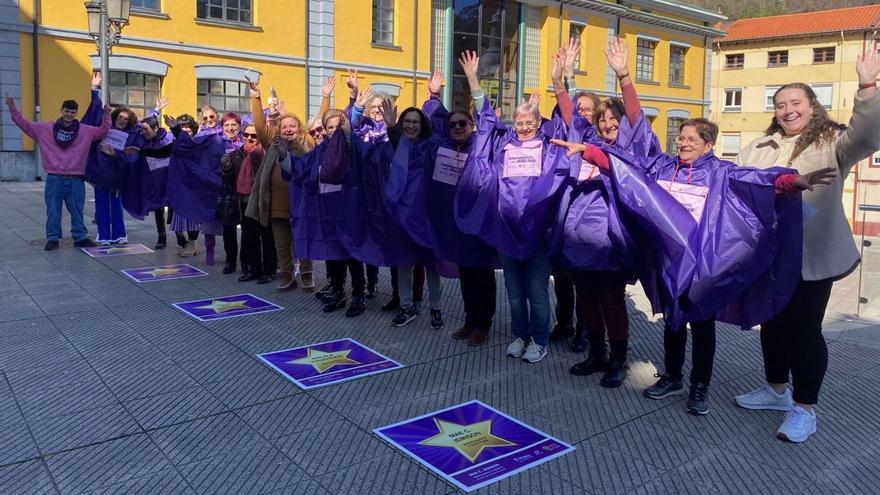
{"left": 522, "top": 339, "right": 548, "bottom": 363}
{"left": 777, "top": 406, "right": 817, "bottom": 443}
{"left": 97, "top": 239, "right": 112, "bottom": 247}
{"left": 114, "top": 236, "right": 128, "bottom": 245}
{"left": 734, "top": 385, "right": 793, "bottom": 411}
{"left": 506, "top": 338, "right": 526, "bottom": 358}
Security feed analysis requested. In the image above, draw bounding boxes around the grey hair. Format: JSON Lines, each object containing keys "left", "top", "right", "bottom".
{"left": 513, "top": 102, "right": 541, "bottom": 123}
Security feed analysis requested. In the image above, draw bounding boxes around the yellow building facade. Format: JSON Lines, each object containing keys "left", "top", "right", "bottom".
{"left": 0, "top": 0, "right": 724, "bottom": 180}
{"left": 710, "top": 5, "right": 880, "bottom": 233}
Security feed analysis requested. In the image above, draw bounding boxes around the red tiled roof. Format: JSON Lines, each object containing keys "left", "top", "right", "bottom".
{"left": 717, "top": 5, "right": 880, "bottom": 43}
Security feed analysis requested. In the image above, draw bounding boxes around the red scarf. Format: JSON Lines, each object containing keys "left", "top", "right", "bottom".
{"left": 237, "top": 143, "right": 262, "bottom": 195}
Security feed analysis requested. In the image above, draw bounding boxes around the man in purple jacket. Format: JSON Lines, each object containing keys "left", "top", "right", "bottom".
{"left": 6, "top": 95, "right": 111, "bottom": 250}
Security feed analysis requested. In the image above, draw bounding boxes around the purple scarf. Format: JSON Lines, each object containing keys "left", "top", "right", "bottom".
{"left": 53, "top": 119, "right": 80, "bottom": 149}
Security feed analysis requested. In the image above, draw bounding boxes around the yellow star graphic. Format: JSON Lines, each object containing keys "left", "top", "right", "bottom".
{"left": 146, "top": 267, "right": 183, "bottom": 278}
{"left": 419, "top": 418, "right": 516, "bottom": 462}
{"left": 287, "top": 349, "right": 360, "bottom": 373}
{"left": 194, "top": 299, "right": 250, "bottom": 313}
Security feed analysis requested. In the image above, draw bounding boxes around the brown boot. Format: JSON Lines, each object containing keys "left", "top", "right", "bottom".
{"left": 276, "top": 272, "right": 296, "bottom": 291}
{"left": 467, "top": 328, "right": 491, "bottom": 347}
{"left": 452, "top": 323, "right": 474, "bottom": 340}
{"left": 300, "top": 271, "right": 315, "bottom": 292}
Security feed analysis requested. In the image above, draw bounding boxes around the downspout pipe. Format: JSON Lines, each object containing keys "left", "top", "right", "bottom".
{"left": 412, "top": 0, "right": 418, "bottom": 106}
{"left": 516, "top": 3, "right": 525, "bottom": 101}
{"left": 442, "top": 0, "right": 453, "bottom": 108}
{"left": 304, "top": 0, "right": 310, "bottom": 117}
{"left": 32, "top": 0, "right": 42, "bottom": 179}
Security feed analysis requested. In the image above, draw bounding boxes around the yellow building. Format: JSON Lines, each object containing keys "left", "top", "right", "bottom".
{"left": 0, "top": 0, "right": 724, "bottom": 180}
{"left": 710, "top": 5, "right": 880, "bottom": 233}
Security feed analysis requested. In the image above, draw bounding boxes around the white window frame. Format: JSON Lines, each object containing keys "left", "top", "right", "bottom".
{"left": 720, "top": 133, "right": 741, "bottom": 159}
{"left": 723, "top": 88, "right": 742, "bottom": 112}
{"left": 372, "top": 0, "right": 395, "bottom": 45}
{"left": 811, "top": 83, "right": 833, "bottom": 110}
{"left": 765, "top": 86, "right": 781, "bottom": 112}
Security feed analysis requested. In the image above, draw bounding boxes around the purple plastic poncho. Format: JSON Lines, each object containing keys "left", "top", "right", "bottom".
{"left": 287, "top": 132, "right": 349, "bottom": 261}
{"left": 322, "top": 113, "right": 430, "bottom": 268}
{"left": 384, "top": 98, "right": 498, "bottom": 269}
{"left": 82, "top": 91, "right": 138, "bottom": 190}
{"left": 606, "top": 148, "right": 803, "bottom": 329}
{"left": 166, "top": 132, "right": 225, "bottom": 224}
{"left": 453, "top": 98, "right": 570, "bottom": 260}
{"left": 116, "top": 128, "right": 173, "bottom": 220}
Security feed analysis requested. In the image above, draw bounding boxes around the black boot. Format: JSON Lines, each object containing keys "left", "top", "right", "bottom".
{"left": 600, "top": 339, "right": 629, "bottom": 388}
{"left": 155, "top": 232, "right": 167, "bottom": 250}
{"left": 323, "top": 289, "right": 346, "bottom": 312}
{"left": 316, "top": 283, "right": 333, "bottom": 301}
{"left": 570, "top": 325, "right": 588, "bottom": 353}
{"left": 346, "top": 295, "right": 366, "bottom": 317}
{"left": 549, "top": 322, "right": 575, "bottom": 341}
{"left": 222, "top": 262, "right": 236, "bottom": 275}
{"left": 175, "top": 232, "right": 188, "bottom": 248}
{"left": 570, "top": 336, "right": 608, "bottom": 376}
{"left": 381, "top": 296, "right": 401, "bottom": 312}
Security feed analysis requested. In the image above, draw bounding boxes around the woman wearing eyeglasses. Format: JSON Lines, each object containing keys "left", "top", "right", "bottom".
{"left": 197, "top": 105, "right": 222, "bottom": 136}
{"left": 455, "top": 48, "right": 575, "bottom": 364}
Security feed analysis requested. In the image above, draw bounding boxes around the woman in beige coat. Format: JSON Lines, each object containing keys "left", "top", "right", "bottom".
{"left": 734, "top": 48, "right": 880, "bottom": 443}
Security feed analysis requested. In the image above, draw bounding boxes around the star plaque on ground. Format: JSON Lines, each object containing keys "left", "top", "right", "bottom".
{"left": 81, "top": 243, "right": 155, "bottom": 257}
{"left": 258, "top": 338, "right": 403, "bottom": 389}
{"left": 121, "top": 264, "right": 208, "bottom": 283}
{"left": 374, "top": 400, "right": 574, "bottom": 492}
{"left": 172, "top": 293, "right": 283, "bottom": 321}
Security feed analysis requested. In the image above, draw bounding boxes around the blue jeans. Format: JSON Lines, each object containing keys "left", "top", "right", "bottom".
{"left": 45, "top": 174, "right": 87, "bottom": 242}
{"left": 499, "top": 242, "right": 553, "bottom": 347}
{"left": 94, "top": 187, "right": 126, "bottom": 242}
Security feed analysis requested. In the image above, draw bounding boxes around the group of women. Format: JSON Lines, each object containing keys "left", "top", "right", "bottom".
{"left": 88, "top": 39, "right": 880, "bottom": 444}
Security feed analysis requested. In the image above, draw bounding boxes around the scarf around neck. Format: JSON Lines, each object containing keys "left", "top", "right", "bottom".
{"left": 54, "top": 119, "right": 80, "bottom": 149}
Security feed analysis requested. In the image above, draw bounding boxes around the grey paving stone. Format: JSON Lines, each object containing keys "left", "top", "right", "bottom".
{"left": 148, "top": 412, "right": 270, "bottom": 466}
{"left": 46, "top": 434, "right": 172, "bottom": 495}
{"left": 6, "top": 358, "right": 101, "bottom": 394}
{"left": 475, "top": 465, "right": 590, "bottom": 495}
{"left": 0, "top": 420, "right": 39, "bottom": 465}
{"left": 16, "top": 381, "right": 120, "bottom": 421}
{"left": 236, "top": 395, "right": 344, "bottom": 440}
{"left": 100, "top": 363, "right": 200, "bottom": 402}
{"left": 201, "top": 367, "right": 302, "bottom": 409}
{"left": 178, "top": 444, "right": 308, "bottom": 495}
{"left": 79, "top": 469, "right": 194, "bottom": 495}
{"left": 125, "top": 386, "right": 227, "bottom": 431}
{"left": 314, "top": 454, "right": 451, "bottom": 495}
{"left": 29, "top": 404, "right": 142, "bottom": 454}
{"left": 273, "top": 419, "right": 397, "bottom": 477}
{"left": 0, "top": 460, "right": 58, "bottom": 495}
{"left": 264, "top": 479, "right": 333, "bottom": 495}
{"left": 174, "top": 350, "right": 266, "bottom": 384}
{"left": 544, "top": 437, "right": 664, "bottom": 495}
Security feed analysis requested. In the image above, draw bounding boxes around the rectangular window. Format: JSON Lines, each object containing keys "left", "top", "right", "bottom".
{"left": 669, "top": 45, "right": 686, "bottom": 85}
{"left": 768, "top": 50, "right": 788, "bottom": 67}
{"left": 873, "top": 154, "right": 880, "bottom": 167}
{"left": 108, "top": 71, "right": 161, "bottom": 119}
{"left": 813, "top": 47, "right": 835, "bottom": 64}
{"left": 636, "top": 38, "right": 656, "bottom": 82}
{"left": 811, "top": 83, "right": 833, "bottom": 110}
{"left": 724, "top": 53, "right": 744, "bottom": 70}
{"left": 132, "top": 0, "right": 160, "bottom": 10}
{"left": 666, "top": 117, "right": 685, "bottom": 155}
{"left": 569, "top": 23, "right": 585, "bottom": 71}
{"left": 196, "top": 0, "right": 252, "bottom": 24}
{"left": 723, "top": 88, "right": 742, "bottom": 112}
{"left": 196, "top": 79, "right": 249, "bottom": 116}
{"left": 765, "top": 86, "right": 781, "bottom": 111}
{"left": 372, "top": 0, "right": 395, "bottom": 45}
{"left": 720, "top": 133, "right": 741, "bottom": 159}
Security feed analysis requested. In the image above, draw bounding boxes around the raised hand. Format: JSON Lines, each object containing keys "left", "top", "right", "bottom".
{"left": 154, "top": 96, "right": 169, "bottom": 111}
{"left": 795, "top": 168, "right": 836, "bottom": 191}
{"left": 98, "top": 143, "right": 115, "bottom": 156}
{"left": 551, "top": 47, "right": 566, "bottom": 89}
{"left": 346, "top": 68, "right": 359, "bottom": 100}
{"left": 606, "top": 37, "right": 629, "bottom": 78}
{"left": 123, "top": 146, "right": 140, "bottom": 155}
{"left": 163, "top": 114, "right": 177, "bottom": 129}
{"left": 428, "top": 69, "right": 443, "bottom": 96}
{"left": 381, "top": 101, "right": 397, "bottom": 127}
{"left": 564, "top": 37, "right": 581, "bottom": 77}
{"left": 355, "top": 87, "right": 374, "bottom": 109}
{"left": 458, "top": 51, "right": 479, "bottom": 78}
{"left": 102, "top": 104, "right": 113, "bottom": 116}
{"left": 321, "top": 75, "right": 336, "bottom": 98}
{"left": 856, "top": 45, "right": 880, "bottom": 85}
{"left": 550, "top": 138, "right": 586, "bottom": 158}
{"left": 247, "top": 80, "right": 260, "bottom": 99}
{"left": 5, "top": 95, "right": 15, "bottom": 110}
{"left": 521, "top": 93, "right": 540, "bottom": 106}
{"left": 91, "top": 72, "right": 102, "bottom": 90}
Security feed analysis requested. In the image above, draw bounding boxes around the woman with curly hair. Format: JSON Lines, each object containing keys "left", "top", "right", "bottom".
{"left": 733, "top": 48, "right": 880, "bottom": 443}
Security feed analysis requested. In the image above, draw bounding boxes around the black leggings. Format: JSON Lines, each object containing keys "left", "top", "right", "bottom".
{"left": 761, "top": 278, "right": 833, "bottom": 405}
{"left": 458, "top": 265, "right": 496, "bottom": 329}
{"left": 665, "top": 319, "right": 716, "bottom": 386}
{"left": 552, "top": 268, "right": 575, "bottom": 327}
{"left": 328, "top": 259, "right": 366, "bottom": 295}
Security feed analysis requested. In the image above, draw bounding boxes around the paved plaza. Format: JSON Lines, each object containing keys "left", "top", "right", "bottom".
{"left": 1, "top": 180, "right": 879, "bottom": 495}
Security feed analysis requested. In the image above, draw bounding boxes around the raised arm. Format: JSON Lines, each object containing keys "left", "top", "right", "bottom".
{"left": 248, "top": 80, "right": 271, "bottom": 147}
{"left": 82, "top": 72, "right": 104, "bottom": 126}
{"left": 564, "top": 37, "right": 580, "bottom": 98}
{"left": 424, "top": 69, "right": 449, "bottom": 136}
{"left": 606, "top": 38, "right": 640, "bottom": 125}
{"left": 459, "top": 51, "right": 485, "bottom": 110}
{"left": 319, "top": 75, "right": 334, "bottom": 119}
{"left": 836, "top": 47, "right": 880, "bottom": 173}
{"left": 6, "top": 96, "right": 39, "bottom": 140}
{"left": 91, "top": 105, "right": 112, "bottom": 141}
{"left": 552, "top": 47, "right": 573, "bottom": 126}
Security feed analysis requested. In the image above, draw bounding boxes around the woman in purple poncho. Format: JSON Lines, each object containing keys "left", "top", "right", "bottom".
{"left": 454, "top": 49, "right": 574, "bottom": 364}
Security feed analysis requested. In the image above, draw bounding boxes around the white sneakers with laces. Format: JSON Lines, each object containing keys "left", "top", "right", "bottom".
{"left": 522, "top": 339, "right": 548, "bottom": 363}
{"left": 506, "top": 338, "right": 525, "bottom": 358}
{"left": 734, "top": 385, "right": 793, "bottom": 411}
{"left": 777, "top": 406, "right": 817, "bottom": 443}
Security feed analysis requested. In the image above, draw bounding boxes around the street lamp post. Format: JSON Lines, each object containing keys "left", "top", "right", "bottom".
{"left": 84, "top": 0, "right": 131, "bottom": 105}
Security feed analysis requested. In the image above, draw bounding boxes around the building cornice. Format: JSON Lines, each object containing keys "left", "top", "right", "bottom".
{"left": 716, "top": 29, "right": 873, "bottom": 46}
{"left": 563, "top": 0, "right": 727, "bottom": 38}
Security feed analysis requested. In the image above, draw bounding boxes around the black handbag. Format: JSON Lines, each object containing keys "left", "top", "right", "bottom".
{"left": 215, "top": 184, "right": 240, "bottom": 224}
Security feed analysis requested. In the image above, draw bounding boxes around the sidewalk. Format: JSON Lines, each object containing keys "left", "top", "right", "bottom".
{"left": 1, "top": 181, "right": 878, "bottom": 495}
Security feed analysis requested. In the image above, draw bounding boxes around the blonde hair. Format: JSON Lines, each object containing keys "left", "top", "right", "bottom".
{"left": 513, "top": 102, "right": 541, "bottom": 123}
{"left": 275, "top": 113, "right": 313, "bottom": 152}
{"left": 322, "top": 109, "right": 351, "bottom": 136}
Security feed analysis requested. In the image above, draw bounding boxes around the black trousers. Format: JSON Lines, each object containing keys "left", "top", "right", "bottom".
{"left": 665, "top": 319, "right": 716, "bottom": 386}
{"left": 458, "top": 265, "right": 497, "bottom": 329}
{"left": 552, "top": 267, "right": 576, "bottom": 327}
{"left": 241, "top": 203, "right": 276, "bottom": 277}
{"left": 761, "top": 278, "right": 833, "bottom": 405}
{"left": 366, "top": 265, "right": 378, "bottom": 287}
{"left": 222, "top": 224, "right": 246, "bottom": 267}
{"left": 328, "top": 259, "right": 366, "bottom": 295}
{"left": 154, "top": 207, "right": 166, "bottom": 234}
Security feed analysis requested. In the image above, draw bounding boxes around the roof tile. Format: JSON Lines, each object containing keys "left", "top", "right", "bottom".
{"left": 717, "top": 5, "right": 880, "bottom": 42}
